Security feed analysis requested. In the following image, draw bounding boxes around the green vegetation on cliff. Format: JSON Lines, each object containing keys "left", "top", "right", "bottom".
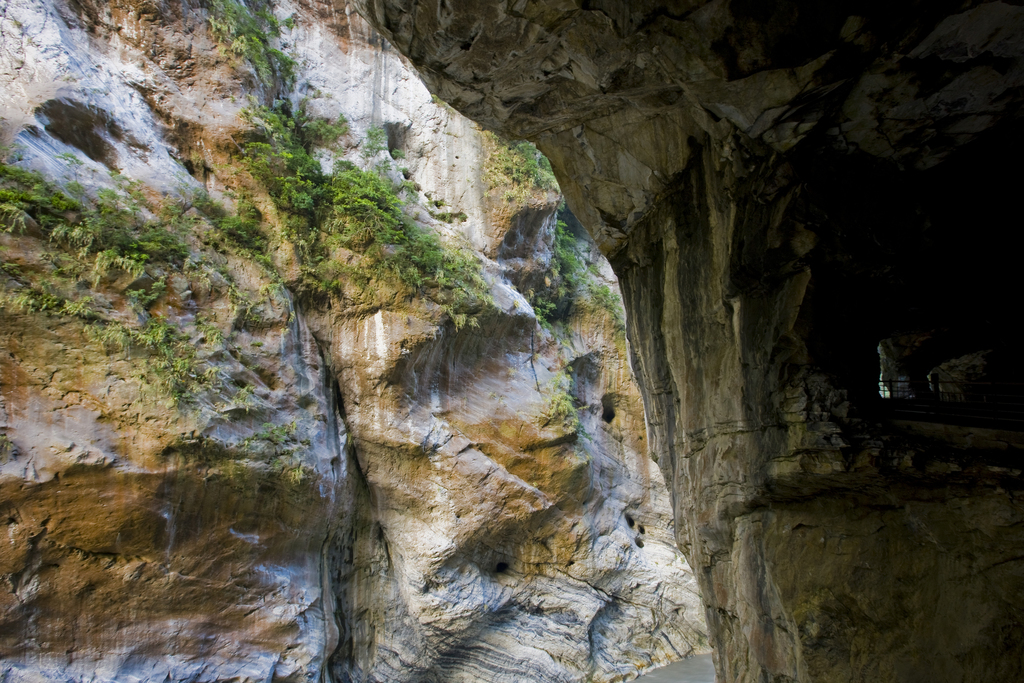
{"left": 542, "top": 370, "right": 580, "bottom": 432}
{"left": 236, "top": 102, "right": 491, "bottom": 328}
{"left": 325, "top": 162, "right": 483, "bottom": 296}
{"left": 0, "top": 161, "right": 230, "bottom": 403}
{"left": 528, "top": 216, "right": 625, "bottom": 331}
{"left": 1, "top": 162, "right": 189, "bottom": 272}
{"left": 484, "top": 133, "right": 558, "bottom": 203}
{"left": 207, "top": 0, "right": 296, "bottom": 85}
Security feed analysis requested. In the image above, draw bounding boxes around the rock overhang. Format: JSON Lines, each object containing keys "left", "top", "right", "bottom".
{"left": 349, "top": 2, "right": 1024, "bottom": 682}
{"left": 353, "top": 0, "right": 1024, "bottom": 254}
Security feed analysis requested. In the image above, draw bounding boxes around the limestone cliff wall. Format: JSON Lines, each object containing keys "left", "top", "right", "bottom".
{"left": 349, "top": 1, "right": 1024, "bottom": 682}
{"left": 0, "top": 0, "right": 706, "bottom": 681}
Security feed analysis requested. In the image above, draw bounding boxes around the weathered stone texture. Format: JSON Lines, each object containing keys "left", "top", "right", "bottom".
{"left": 0, "top": 0, "right": 706, "bottom": 680}
{"left": 0, "top": 235, "right": 350, "bottom": 682}
{"left": 350, "top": 1, "right": 1024, "bottom": 681}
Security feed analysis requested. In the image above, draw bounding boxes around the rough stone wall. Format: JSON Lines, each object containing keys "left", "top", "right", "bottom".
{"left": 349, "top": 1, "right": 1024, "bottom": 681}
{"left": 614, "top": 139, "right": 1024, "bottom": 683}
{"left": 0, "top": 214, "right": 352, "bottom": 681}
{"left": 0, "top": 0, "right": 706, "bottom": 681}
{"left": 287, "top": 15, "right": 709, "bottom": 681}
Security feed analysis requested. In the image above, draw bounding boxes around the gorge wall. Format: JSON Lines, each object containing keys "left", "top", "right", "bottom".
{"left": 348, "top": 1, "right": 1024, "bottom": 681}
{"left": 0, "top": 1, "right": 708, "bottom": 681}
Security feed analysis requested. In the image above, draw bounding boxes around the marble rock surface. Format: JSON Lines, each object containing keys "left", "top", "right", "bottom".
{"left": 351, "top": 1, "right": 1024, "bottom": 682}
{"left": 0, "top": 1, "right": 707, "bottom": 681}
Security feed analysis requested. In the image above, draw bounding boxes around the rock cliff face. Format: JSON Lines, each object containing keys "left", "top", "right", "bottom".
{"left": 350, "top": 1, "right": 1024, "bottom": 681}
{"left": 0, "top": 1, "right": 706, "bottom": 681}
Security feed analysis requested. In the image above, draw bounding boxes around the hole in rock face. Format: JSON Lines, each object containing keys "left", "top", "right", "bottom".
{"left": 383, "top": 121, "right": 410, "bottom": 158}
{"left": 566, "top": 560, "right": 574, "bottom": 567}
{"left": 635, "top": 539, "right": 644, "bottom": 548}
{"left": 37, "top": 98, "right": 123, "bottom": 166}
{"left": 625, "top": 514, "right": 635, "bottom": 528}
{"left": 601, "top": 394, "right": 616, "bottom": 423}
{"left": 495, "top": 562, "right": 509, "bottom": 573}
{"left": 638, "top": 525, "right": 646, "bottom": 534}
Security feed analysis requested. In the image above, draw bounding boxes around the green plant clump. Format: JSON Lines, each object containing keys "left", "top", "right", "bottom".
{"left": 542, "top": 370, "right": 580, "bottom": 432}
{"left": 0, "top": 283, "right": 97, "bottom": 320}
{"left": 484, "top": 133, "right": 559, "bottom": 203}
{"left": 207, "top": 0, "right": 295, "bottom": 85}
{"left": 583, "top": 280, "right": 625, "bottom": 328}
{"left": 241, "top": 420, "right": 297, "bottom": 451}
{"left": 239, "top": 103, "right": 335, "bottom": 225}
{"left": 321, "top": 161, "right": 489, "bottom": 325}
{"left": 430, "top": 210, "right": 468, "bottom": 224}
{"left": 0, "top": 434, "right": 14, "bottom": 463}
{"left": 2, "top": 163, "right": 189, "bottom": 283}
{"left": 529, "top": 218, "right": 625, "bottom": 330}
{"left": 236, "top": 104, "right": 491, "bottom": 328}
{"left": 237, "top": 420, "right": 308, "bottom": 482}
{"left": 1, "top": 163, "right": 81, "bottom": 231}
{"left": 92, "top": 317, "right": 216, "bottom": 401}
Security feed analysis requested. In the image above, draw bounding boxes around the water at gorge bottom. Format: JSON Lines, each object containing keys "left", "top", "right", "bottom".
{"left": 635, "top": 654, "right": 716, "bottom": 682}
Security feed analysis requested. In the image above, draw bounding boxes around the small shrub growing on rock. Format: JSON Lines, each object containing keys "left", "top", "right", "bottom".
{"left": 362, "top": 126, "right": 389, "bottom": 163}
{"left": 542, "top": 370, "right": 580, "bottom": 432}
{"left": 483, "top": 133, "right": 558, "bottom": 203}
{"left": 207, "top": 0, "right": 295, "bottom": 85}
{"left": 0, "top": 434, "right": 14, "bottom": 462}
{"left": 528, "top": 217, "right": 625, "bottom": 332}
{"left": 236, "top": 106, "right": 492, "bottom": 326}
{"left": 91, "top": 316, "right": 216, "bottom": 403}
{"left": 304, "top": 114, "right": 349, "bottom": 148}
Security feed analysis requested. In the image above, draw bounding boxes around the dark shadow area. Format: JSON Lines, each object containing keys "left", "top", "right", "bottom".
{"left": 791, "top": 119, "right": 1024, "bottom": 411}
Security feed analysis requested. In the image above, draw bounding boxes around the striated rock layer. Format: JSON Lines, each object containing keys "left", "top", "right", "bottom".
{"left": 351, "top": 1, "right": 1024, "bottom": 681}
{"left": 0, "top": 0, "right": 707, "bottom": 681}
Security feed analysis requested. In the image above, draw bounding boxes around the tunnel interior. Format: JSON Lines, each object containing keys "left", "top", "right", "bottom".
{"left": 789, "top": 120, "right": 1024, "bottom": 409}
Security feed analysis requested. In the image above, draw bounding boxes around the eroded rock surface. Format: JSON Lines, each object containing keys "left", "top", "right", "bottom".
{"left": 0, "top": 210, "right": 350, "bottom": 682}
{"left": 351, "top": 1, "right": 1024, "bottom": 681}
{"left": 0, "top": 1, "right": 706, "bottom": 681}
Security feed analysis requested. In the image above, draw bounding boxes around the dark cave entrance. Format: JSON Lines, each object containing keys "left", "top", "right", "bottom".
{"left": 790, "top": 120, "right": 1024, "bottom": 421}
